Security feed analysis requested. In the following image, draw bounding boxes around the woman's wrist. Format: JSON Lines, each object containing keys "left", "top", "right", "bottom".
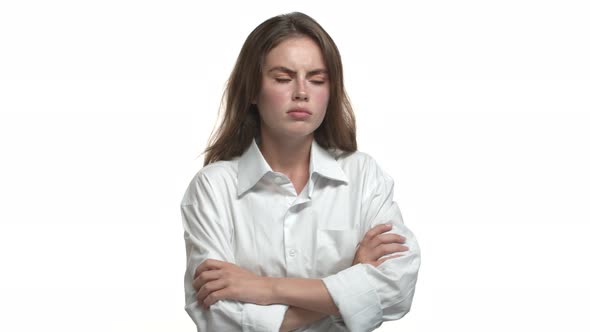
{"left": 280, "top": 306, "right": 328, "bottom": 332}
{"left": 266, "top": 276, "right": 283, "bottom": 305}
{"left": 265, "top": 277, "right": 339, "bottom": 315}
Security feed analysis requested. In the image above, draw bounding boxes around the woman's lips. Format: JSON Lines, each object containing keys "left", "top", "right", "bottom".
{"left": 287, "top": 109, "right": 311, "bottom": 119}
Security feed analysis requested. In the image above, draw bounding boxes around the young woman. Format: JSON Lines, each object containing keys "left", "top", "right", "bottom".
{"left": 181, "top": 12, "right": 420, "bottom": 332}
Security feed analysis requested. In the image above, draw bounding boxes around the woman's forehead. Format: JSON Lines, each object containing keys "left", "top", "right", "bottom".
{"left": 262, "top": 36, "right": 327, "bottom": 70}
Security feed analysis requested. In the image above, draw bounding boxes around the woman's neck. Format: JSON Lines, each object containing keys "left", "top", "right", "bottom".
{"left": 258, "top": 132, "right": 312, "bottom": 181}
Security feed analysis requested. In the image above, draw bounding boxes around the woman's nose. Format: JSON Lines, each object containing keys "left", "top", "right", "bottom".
{"left": 292, "top": 82, "right": 309, "bottom": 101}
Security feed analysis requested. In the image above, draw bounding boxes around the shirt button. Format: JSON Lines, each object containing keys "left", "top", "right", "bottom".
{"left": 288, "top": 249, "right": 297, "bottom": 257}
{"left": 274, "top": 176, "right": 282, "bottom": 184}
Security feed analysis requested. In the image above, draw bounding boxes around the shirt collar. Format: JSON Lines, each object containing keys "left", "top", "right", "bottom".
{"left": 309, "top": 139, "right": 349, "bottom": 184}
{"left": 237, "top": 138, "right": 348, "bottom": 196}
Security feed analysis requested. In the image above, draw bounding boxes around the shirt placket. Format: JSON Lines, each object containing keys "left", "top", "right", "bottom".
{"left": 271, "top": 172, "right": 310, "bottom": 277}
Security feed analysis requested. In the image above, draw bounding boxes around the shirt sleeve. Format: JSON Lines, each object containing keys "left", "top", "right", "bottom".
{"left": 321, "top": 157, "right": 421, "bottom": 332}
{"left": 181, "top": 172, "right": 288, "bottom": 332}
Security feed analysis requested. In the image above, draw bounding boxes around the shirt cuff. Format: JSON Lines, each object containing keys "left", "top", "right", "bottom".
{"left": 242, "top": 303, "right": 289, "bottom": 332}
{"left": 322, "top": 264, "right": 383, "bottom": 332}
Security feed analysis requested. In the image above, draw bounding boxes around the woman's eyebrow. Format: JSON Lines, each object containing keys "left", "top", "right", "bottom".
{"left": 307, "top": 69, "right": 328, "bottom": 77}
{"left": 268, "top": 66, "right": 296, "bottom": 75}
{"left": 268, "top": 66, "right": 328, "bottom": 77}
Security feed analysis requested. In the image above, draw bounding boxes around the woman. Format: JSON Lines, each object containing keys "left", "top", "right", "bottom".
{"left": 181, "top": 12, "right": 420, "bottom": 332}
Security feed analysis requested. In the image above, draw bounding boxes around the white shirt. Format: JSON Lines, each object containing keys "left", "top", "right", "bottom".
{"left": 181, "top": 138, "right": 420, "bottom": 332}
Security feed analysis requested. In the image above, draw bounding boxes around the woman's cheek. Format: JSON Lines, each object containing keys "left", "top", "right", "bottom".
{"left": 258, "top": 87, "right": 289, "bottom": 111}
{"left": 317, "top": 88, "right": 330, "bottom": 109}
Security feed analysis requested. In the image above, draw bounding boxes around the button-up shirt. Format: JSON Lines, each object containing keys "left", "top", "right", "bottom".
{"left": 181, "top": 138, "right": 420, "bottom": 332}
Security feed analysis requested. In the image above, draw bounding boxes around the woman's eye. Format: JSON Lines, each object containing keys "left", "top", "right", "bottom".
{"left": 275, "top": 78, "right": 291, "bottom": 83}
{"left": 311, "top": 80, "right": 326, "bottom": 85}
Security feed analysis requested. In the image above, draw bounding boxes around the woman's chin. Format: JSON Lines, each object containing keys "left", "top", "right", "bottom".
{"left": 262, "top": 126, "right": 318, "bottom": 142}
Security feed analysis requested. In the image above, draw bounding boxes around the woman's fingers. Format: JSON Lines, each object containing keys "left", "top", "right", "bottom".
{"left": 361, "top": 223, "right": 392, "bottom": 246}
{"left": 364, "top": 243, "right": 408, "bottom": 262}
{"left": 354, "top": 224, "right": 410, "bottom": 266}
{"left": 194, "top": 258, "right": 227, "bottom": 279}
{"left": 373, "top": 254, "right": 404, "bottom": 267}
{"left": 196, "top": 278, "right": 228, "bottom": 304}
{"left": 377, "top": 243, "right": 409, "bottom": 257}
{"left": 191, "top": 261, "right": 262, "bottom": 308}
{"left": 202, "top": 287, "right": 233, "bottom": 308}
{"left": 192, "top": 269, "right": 224, "bottom": 291}
{"left": 369, "top": 233, "right": 406, "bottom": 248}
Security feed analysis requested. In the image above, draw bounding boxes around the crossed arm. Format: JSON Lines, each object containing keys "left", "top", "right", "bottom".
{"left": 191, "top": 223, "right": 408, "bottom": 331}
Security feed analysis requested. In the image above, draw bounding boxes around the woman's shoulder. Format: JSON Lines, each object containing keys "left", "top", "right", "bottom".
{"left": 334, "top": 149, "right": 394, "bottom": 185}
{"left": 197, "top": 159, "right": 238, "bottom": 180}
{"left": 181, "top": 159, "right": 238, "bottom": 205}
{"left": 333, "top": 148, "right": 379, "bottom": 170}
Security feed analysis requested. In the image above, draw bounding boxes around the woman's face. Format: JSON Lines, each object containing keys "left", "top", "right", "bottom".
{"left": 255, "top": 36, "right": 330, "bottom": 142}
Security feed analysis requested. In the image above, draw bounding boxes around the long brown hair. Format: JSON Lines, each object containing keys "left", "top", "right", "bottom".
{"left": 203, "top": 12, "right": 357, "bottom": 166}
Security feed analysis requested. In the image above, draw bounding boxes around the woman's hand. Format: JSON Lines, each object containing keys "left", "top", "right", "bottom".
{"left": 192, "top": 259, "right": 272, "bottom": 309}
{"left": 353, "top": 223, "right": 408, "bottom": 267}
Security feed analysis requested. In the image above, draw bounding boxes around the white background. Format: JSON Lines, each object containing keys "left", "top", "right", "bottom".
{"left": 1, "top": 1, "right": 589, "bottom": 331}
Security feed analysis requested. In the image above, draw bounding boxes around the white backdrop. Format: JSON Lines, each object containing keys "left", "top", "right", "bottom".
{"left": 1, "top": 1, "right": 589, "bottom": 331}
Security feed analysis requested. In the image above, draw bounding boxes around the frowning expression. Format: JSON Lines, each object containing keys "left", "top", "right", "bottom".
{"left": 255, "top": 36, "right": 330, "bottom": 141}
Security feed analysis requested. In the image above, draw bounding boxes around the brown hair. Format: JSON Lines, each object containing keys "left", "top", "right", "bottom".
{"left": 203, "top": 12, "right": 357, "bottom": 166}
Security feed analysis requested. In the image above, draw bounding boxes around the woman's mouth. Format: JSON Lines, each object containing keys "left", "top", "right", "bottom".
{"left": 287, "top": 109, "right": 312, "bottom": 119}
